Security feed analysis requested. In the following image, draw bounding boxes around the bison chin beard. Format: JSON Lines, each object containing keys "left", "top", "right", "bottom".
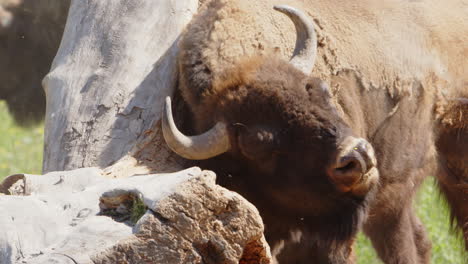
{"left": 231, "top": 163, "right": 378, "bottom": 264}
{"left": 262, "top": 183, "right": 378, "bottom": 264}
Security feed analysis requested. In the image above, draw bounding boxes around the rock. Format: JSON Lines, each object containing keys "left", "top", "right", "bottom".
{"left": 0, "top": 167, "right": 271, "bottom": 264}
{"left": 93, "top": 171, "right": 271, "bottom": 264}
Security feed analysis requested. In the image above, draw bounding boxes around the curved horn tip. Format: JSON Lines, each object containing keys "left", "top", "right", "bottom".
{"left": 164, "top": 96, "right": 172, "bottom": 109}
{"left": 162, "top": 96, "right": 231, "bottom": 160}
{"left": 272, "top": 4, "right": 318, "bottom": 75}
{"left": 273, "top": 5, "right": 296, "bottom": 13}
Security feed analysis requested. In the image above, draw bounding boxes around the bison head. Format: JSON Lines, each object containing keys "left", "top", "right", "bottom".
{"left": 163, "top": 5, "right": 378, "bottom": 240}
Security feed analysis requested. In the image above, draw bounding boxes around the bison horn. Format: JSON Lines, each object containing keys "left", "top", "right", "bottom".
{"left": 274, "top": 5, "right": 318, "bottom": 75}
{"left": 162, "top": 97, "right": 231, "bottom": 160}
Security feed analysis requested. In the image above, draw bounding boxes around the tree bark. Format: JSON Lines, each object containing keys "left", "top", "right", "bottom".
{"left": 42, "top": 0, "right": 198, "bottom": 175}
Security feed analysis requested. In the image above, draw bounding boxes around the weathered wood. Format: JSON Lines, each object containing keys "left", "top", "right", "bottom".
{"left": 42, "top": 0, "right": 198, "bottom": 174}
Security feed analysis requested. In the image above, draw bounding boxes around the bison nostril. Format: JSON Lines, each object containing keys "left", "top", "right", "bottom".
{"left": 335, "top": 159, "right": 359, "bottom": 173}
{"left": 336, "top": 152, "right": 367, "bottom": 174}
{"left": 329, "top": 137, "right": 378, "bottom": 193}
{"left": 330, "top": 145, "right": 373, "bottom": 187}
{"left": 328, "top": 155, "right": 366, "bottom": 188}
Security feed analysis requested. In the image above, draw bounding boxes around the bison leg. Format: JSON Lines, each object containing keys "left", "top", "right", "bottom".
{"left": 409, "top": 210, "right": 432, "bottom": 263}
{"left": 363, "top": 185, "right": 431, "bottom": 264}
{"left": 435, "top": 98, "right": 468, "bottom": 249}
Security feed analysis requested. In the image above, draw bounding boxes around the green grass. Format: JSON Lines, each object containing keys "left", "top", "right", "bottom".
{"left": 130, "top": 196, "right": 148, "bottom": 224}
{"left": 0, "top": 101, "right": 44, "bottom": 180}
{"left": 0, "top": 101, "right": 464, "bottom": 263}
{"left": 415, "top": 179, "right": 466, "bottom": 263}
{"left": 356, "top": 178, "right": 466, "bottom": 263}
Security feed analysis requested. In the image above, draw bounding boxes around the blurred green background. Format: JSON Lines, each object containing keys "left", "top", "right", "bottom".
{"left": 0, "top": 101, "right": 43, "bottom": 178}
{"left": 0, "top": 101, "right": 464, "bottom": 263}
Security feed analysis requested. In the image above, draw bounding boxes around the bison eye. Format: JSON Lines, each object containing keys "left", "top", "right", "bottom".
{"left": 237, "top": 128, "right": 278, "bottom": 161}
{"left": 256, "top": 130, "right": 274, "bottom": 143}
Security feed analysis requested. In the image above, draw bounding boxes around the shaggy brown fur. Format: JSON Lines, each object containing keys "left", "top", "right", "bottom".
{"left": 177, "top": 0, "right": 468, "bottom": 263}
{"left": 436, "top": 98, "right": 468, "bottom": 249}
{"left": 180, "top": 55, "right": 374, "bottom": 264}
{"left": 0, "top": 0, "right": 69, "bottom": 124}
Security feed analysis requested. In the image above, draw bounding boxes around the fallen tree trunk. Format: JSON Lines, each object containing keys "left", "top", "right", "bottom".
{"left": 42, "top": 0, "right": 197, "bottom": 174}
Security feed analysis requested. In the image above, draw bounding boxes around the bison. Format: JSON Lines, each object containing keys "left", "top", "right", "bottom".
{"left": 162, "top": 0, "right": 467, "bottom": 263}
{"left": 0, "top": 0, "right": 69, "bottom": 124}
